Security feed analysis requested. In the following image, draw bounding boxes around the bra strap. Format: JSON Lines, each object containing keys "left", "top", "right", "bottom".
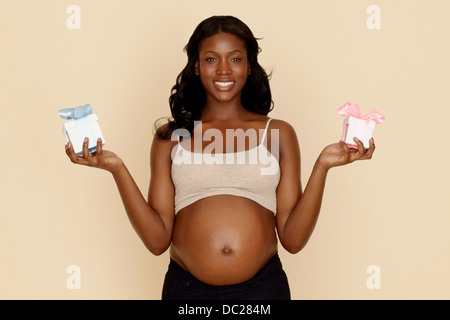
{"left": 260, "top": 118, "right": 272, "bottom": 143}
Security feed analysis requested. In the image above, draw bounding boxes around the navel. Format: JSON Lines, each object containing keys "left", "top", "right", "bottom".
{"left": 222, "top": 246, "right": 233, "bottom": 256}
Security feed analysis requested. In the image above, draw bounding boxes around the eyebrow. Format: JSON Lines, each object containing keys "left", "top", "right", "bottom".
{"left": 202, "top": 50, "right": 243, "bottom": 55}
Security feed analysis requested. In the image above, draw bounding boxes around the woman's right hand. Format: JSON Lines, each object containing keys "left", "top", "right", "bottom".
{"left": 65, "top": 137, "right": 124, "bottom": 174}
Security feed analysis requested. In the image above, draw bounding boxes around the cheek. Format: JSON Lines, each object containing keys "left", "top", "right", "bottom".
{"left": 198, "top": 65, "right": 215, "bottom": 85}
{"left": 199, "top": 62, "right": 213, "bottom": 76}
{"left": 234, "top": 66, "right": 249, "bottom": 83}
{"left": 199, "top": 70, "right": 211, "bottom": 88}
{"left": 234, "top": 63, "right": 249, "bottom": 77}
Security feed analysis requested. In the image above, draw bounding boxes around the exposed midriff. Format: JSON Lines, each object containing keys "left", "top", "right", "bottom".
{"left": 170, "top": 194, "right": 278, "bottom": 286}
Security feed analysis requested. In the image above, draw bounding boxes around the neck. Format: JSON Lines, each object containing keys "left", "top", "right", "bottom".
{"left": 201, "top": 101, "right": 246, "bottom": 122}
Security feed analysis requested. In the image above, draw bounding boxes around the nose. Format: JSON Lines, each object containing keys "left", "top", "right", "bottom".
{"left": 216, "top": 59, "right": 231, "bottom": 75}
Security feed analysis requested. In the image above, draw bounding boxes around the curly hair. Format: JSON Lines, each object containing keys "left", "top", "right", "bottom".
{"left": 155, "top": 15, "right": 273, "bottom": 139}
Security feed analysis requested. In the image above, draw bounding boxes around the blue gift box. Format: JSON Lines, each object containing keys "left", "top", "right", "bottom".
{"left": 59, "top": 104, "right": 106, "bottom": 156}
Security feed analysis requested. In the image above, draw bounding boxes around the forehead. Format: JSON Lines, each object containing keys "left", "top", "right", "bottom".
{"left": 199, "top": 32, "right": 247, "bottom": 53}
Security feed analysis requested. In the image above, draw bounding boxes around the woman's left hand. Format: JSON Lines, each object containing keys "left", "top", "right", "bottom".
{"left": 317, "top": 137, "right": 375, "bottom": 171}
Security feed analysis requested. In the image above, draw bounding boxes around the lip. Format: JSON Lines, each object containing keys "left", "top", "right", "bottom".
{"left": 213, "top": 81, "right": 235, "bottom": 91}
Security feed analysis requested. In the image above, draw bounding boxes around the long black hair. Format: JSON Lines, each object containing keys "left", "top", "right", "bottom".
{"left": 155, "top": 15, "right": 273, "bottom": 139}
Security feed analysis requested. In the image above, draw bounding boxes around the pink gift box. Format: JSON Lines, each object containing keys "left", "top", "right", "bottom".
{"left": 338, "top": 102, "right": 385, "bottom": 149}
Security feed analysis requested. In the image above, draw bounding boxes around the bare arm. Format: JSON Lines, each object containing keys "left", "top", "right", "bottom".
{"left": 65, "top": 136, "right": 175, "bottom": 255}
{"left": 274, "top": 121, "right": 375, "bottom": 254}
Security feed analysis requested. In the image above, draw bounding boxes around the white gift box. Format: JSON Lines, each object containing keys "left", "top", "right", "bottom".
{"left": 341, "top": 116, "right": 375, "bottom": 149}
{"left": 62, "top": 113, "right": 106, "bottom": 156}
{"left": 338, "top": 102, "right": 384, "bottom": 149}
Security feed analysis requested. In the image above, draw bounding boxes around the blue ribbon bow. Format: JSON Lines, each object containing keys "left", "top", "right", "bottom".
{"left": 58, "top": 104, "right": 93, "bottom": 120}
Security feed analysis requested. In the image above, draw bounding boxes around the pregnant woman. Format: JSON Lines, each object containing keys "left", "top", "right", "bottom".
{"left": 64, "top": 15, "right": 375, "bottom": 300}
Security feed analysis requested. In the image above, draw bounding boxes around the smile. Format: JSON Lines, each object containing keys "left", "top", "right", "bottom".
{"left": 213, "top": 81, "right": 235, "bottom": 90}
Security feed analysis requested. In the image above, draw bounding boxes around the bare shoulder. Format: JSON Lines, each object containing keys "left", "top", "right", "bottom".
{"left": 265, "top": 118, "right": 300, "bottom": 164}
{"left": 268, "top": 118, "right": 299, "bottom": 142}
{"left": 151, "top": 122, "right": 178, "bottom": 162}
{"left": 269, "top": 118, "right": 296, "bottom": 130}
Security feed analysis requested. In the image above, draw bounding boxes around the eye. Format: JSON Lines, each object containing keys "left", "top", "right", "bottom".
{"left": 231, "top": 57, "right": 242, "bottom": 62}
{"left": 206, "top": 57, "right": 216, "bottom": 62}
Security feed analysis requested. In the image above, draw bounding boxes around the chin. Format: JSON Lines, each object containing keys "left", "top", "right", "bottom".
{"left": 215, "top": 93, "right": 241, "bottom": 103}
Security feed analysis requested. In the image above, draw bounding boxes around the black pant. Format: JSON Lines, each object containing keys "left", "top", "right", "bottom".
{"left": 161, "top": 252, "right": 291, "bottom": 300}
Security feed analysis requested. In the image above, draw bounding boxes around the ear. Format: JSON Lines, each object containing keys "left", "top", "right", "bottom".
{"left": 195, "top": 60, "right": 200, "bottom": 75}
{"left": 247, "top": 65, "right": 251, "bottom": 75}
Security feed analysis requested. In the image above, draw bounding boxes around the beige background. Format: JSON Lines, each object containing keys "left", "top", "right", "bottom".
{"left": 1, "top": 0, "right": 449, "bottom": 300}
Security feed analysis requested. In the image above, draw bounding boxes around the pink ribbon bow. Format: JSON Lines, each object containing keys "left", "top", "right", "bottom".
{"left": 337, "top": 102, "right": 385, "bottom": 124}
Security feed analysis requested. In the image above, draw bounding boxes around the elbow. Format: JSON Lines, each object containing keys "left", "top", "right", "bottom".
{"left": 280, "top": 229, "right": 314, "bottom": 254}
{"left": 148, "top": 243, "right": 169, "bottom": 256}
{"left": 143, "top": 238, "right": 171, "bottom": 256}
{"left": 150, "top": 247, "right": 167, "bottom": 256}
{"left": 283, "top": 244, "right": 303, "bottom": 255}
{"left": 281, "top": 239, "right": 309, "bottom": 255}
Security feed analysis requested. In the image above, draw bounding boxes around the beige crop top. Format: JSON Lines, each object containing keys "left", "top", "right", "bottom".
{"left": 171, "top": 118, "right": 280, "bottom": 216}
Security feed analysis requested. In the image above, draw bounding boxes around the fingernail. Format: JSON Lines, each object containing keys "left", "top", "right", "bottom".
{"left": 354, "top": 137, "right": 359, "bottom": 142}
{"left": 84, "top": 137, "right": 88, "bottom": 143}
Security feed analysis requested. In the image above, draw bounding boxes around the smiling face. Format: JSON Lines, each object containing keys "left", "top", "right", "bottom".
{"left": 195, "top": 32, "right": 251, "bottom": 107}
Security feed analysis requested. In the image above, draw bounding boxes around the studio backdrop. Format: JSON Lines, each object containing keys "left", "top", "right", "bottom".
{"left": 1, "top": 0, "right": 449, "bottom": 299}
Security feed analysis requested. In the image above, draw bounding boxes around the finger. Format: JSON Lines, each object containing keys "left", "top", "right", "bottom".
{"left": 65, "top": 143, "right": 74, "bottom": 161}
{"left": 82, "top": 137, "right": 91, "bottom": 159}
{"left": 96, "top": 138, "right": 103, "bottom": 157}
{"left": 351, "top": 137, "right": 365, "bottom": 160}
{"left": 364, "top": 138, "right": 376, "bottom": 159}
{"left": 339, "top": 140, "right": 350, "bottom": 153}
{"left": 65, "top": 142, "right": 76, "bottom": 162}
{"left": 66, "top": 142, "right": 87, "bottom": 165}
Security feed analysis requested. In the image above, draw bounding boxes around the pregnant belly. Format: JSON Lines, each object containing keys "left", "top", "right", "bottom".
{"left": 170, "top": 195, "right": 278, "bottom": 286}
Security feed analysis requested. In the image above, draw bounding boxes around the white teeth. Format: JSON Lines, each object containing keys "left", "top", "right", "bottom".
{"left": 214, "top": 81, "right": 234, "bottom": 87}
